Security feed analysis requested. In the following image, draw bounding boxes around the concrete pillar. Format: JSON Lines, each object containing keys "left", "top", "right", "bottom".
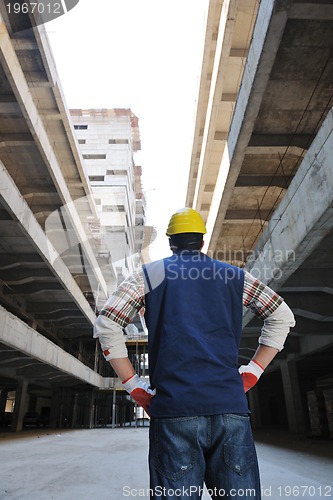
{"left": 49, "top": 390, "right": 60, "bottom": 428}
{"left": 248, "top": 386, "right": 262, "bottom": 429}
{"left": 88, "top": 390, "right": 95, "bottom": 429}
{"left": 11, "top": 379, "right": 28, "bottom": 432}
{"left": 94, "top": 339, "right": 99, "bottom": 372}
{"left": 280, "top": 360, "right": 306, "bottom": 434}
{"left": 71, "top": 392, "right": 78, "bottom": 428}
{"left": 78, "top": 340, "right": 84, "bottom": 362}
{"left": 111, "top": 387, "right": 116, "bottom": 429}
{"left": 0, "top": 389, "right": 8, "bottom": 412}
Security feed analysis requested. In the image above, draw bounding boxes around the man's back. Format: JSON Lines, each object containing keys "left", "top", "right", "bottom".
{"left": 144, "top": 251, "right": 248, "bottom": 417}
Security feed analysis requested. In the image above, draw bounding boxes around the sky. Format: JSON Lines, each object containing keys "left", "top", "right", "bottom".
{"left": 45, "top": 0, "right": 209, "bottom": 260}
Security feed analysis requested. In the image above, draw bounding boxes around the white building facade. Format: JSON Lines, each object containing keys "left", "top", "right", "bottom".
{"left": 70, "top": 108, "right": 144, "bottom": 293}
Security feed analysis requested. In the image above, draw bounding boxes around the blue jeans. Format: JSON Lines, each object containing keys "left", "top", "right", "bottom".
{"left": 149, "top": 414, "right": 261, "bottom": 499}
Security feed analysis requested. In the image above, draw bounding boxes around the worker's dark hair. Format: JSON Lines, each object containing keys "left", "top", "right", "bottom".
{"left": 169, "top": 232, "right": 204, "bottom": 251}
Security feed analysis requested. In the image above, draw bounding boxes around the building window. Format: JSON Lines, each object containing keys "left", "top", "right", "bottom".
{"left": 102, "top": 205, "right": 125, "bottom": 212}
{"left": 78, "top": 139, "right": 86, "bottom": 144}
{"left": 105, "top": 226, "right": 125, "bottom": 233}
{"left": 109, "top": 139, "right": 129, "bottom": 144}
{"left": 89, "top": 175, "right": 104, "bottom": 182}
{"left": 83, "top": 154, "right": 106, "bottom": 160}
{"left": 106, "top": 169, "right": 127, "bottom": 176}
{"left": 74, "top": 125, "right": 88, "bottom": 130}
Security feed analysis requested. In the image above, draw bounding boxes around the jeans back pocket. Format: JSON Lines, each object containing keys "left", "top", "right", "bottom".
{"left": 152, "top": 416, "right": 198, "bottom": 481}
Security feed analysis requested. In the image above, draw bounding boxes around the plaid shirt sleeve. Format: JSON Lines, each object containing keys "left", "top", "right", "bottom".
{"left": 99, "top": 270, "right": 145, "bottom": 328}
{"left": 243, "top": 271, "right": 283, "bottom": 319}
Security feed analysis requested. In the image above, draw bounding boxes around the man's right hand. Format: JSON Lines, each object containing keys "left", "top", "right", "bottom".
{"left": 122, "top": 374, "right": 156, "bottom": 414}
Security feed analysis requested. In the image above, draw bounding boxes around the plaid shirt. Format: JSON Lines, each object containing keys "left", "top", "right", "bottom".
{"left": 99, "top": 270, "right": 283, "bottom": 327}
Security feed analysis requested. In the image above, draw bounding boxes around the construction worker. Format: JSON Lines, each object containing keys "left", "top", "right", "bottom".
{"left": 94, "top": 207, "right": 295, "bottom": 500}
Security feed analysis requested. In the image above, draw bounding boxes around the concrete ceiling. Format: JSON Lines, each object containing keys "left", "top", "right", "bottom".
{"left": 187, "top": 0, "right": 333, "bottom": 374}
{"left": 0, "top": 5, "right": 110, "bottom": 387}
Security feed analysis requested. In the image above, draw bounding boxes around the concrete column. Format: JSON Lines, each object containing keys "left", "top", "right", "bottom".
{"left": 78, "top": 340, "right": 84, "bottom": 362}
{"left": 111, "top": 388, "right": 116, "bottom": 429}
{"left": 71, "top": 392, "right": 78, "bottom": 428}
{"left": 88, "top": 390, "right": 95, "bottom": 429}
{"left": 248, "top": 386, "right": 262, "bottom": 429}
{"left": 0, "top": 389, "right": 8, "bottom": 412}
{"left": 11, "top": 379, "right": 28, "bottom": 432}
{"left": 280, "top": 360, "right": 306, "bottom": 434}
{"left": 49, "top": 390, "right": 60, "bottom": 428}
{"left": 94, "top": 339, "right": 99, "bottom": 372}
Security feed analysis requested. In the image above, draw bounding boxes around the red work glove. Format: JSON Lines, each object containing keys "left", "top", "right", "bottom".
{"left": 238, "top": 360, "right": 264, "bottom": 392}
{"left": 122, "top": 374, "right": 155, "bottom": 414}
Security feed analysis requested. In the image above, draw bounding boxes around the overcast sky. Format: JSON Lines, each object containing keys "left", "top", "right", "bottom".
{"left": 46, "top": 0, "right": 209, "bottom": 259}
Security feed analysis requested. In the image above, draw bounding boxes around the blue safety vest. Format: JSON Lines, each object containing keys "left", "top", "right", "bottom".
{"left": 143, "top": 251, "right": 249, "bottom": 417}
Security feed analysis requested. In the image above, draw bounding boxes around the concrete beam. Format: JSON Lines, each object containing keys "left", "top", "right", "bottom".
{"left": 20, "top": 186, "right": 59, "bottom": 197}
{"left": 192, "top": 0, "right": 241, "bottom": 208}
{"left": 288, "top": 2, "right": 333, "bottom": 20}
{"left": 0, "top": 16, "right": 108, "bottom": 300}
{"left": 293, "top": 308, "right": 333, "bottom": 323}
{"left": 214, "top": 131, "right": 228, "bottom": 141}
{"left": 296, "top": 334, "right": 333, "bottom": 357}
{"left": 0, "top": 101, "right": 21, "bottom": 114}
{"left": 282, "top": 268, "right": 333, "bottom": 290}
{"left": 41, "top": 314, "right": 86, "bottom": 323}
{"left": 185, "top": 0, "right": 225, "bottom": 206}
{"left": 0, "top": 255, "right": 44, "bottom": 270}
{"left": 235, "top": 175, "right": 289, "bottom": 188}
{"left": 26, "top": 81, "right": 52, "bottom": 88}
{"left": 230, "top": 48, "right": 248, "bottom": 58}
{"left": 280, "top": 291, "right": 333, "bottom": 316}
{"left": 3, "top": 282, "right": 62, "bottom": 295}
{"left": 0, "top": 268, "right": 56, "bottom": 284}
{"left": 279, "top": 286, "right": 333, "bottom": 295}
{"left": 206, "top": 0, "right": 289, "bottom": 251}
{"left": 0, "top": 132, "right": 34, "bottom": 146}
{"left": 292, "top": 315, "right": 333, "bottom": 335}
{"left": 12, "top": 39, "right": 39, "bottom": 50}
{"left": 0, "top": 304, "right": 104, "bottom": 388}
{"left": 0, "top": 93, "right": 16, "bottom": 102}
{"left": 33, "top": 24, "right": 99, "bottom": 217}
{"left": 0, "top": 162, "right": 96, "bottom": 324}
{"left": 249, "top": 133, "right": 314, "bottom": 149}
{"left": 225, "top": 209, "right": 272, "bottom": 220}
{"left": 28, "top": 204, "right": 60, "bottom": 213}
{"left": 244, "top": 108, "right": 333, "bottom": 323}
{"left": 221, "top": 93, "right": 238, "bottom": 102}
{"left": 246, "top": 145, "right": 306, "bottom": 157}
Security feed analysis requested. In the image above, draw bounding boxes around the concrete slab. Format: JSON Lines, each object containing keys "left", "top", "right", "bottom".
{"left": 0, "top": 427, "right": 332, "bottom": 499}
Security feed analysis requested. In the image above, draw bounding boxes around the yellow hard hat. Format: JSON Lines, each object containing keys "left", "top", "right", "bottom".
{"left": 166, "top": 208, "right": 207, "bottom": 236}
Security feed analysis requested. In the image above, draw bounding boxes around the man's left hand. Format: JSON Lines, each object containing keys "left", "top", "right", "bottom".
{"left": 238, "top": 360, "right": 264, "bottom": 392}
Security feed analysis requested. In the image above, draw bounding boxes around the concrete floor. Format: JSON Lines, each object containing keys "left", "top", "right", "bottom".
{"left": 0, "top": 426, "right": 332, "bottom": 499}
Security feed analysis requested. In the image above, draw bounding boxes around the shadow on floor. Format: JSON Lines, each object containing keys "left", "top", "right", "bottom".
{"left": 253, "top": 426, "right": 333, "bottom": 460}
